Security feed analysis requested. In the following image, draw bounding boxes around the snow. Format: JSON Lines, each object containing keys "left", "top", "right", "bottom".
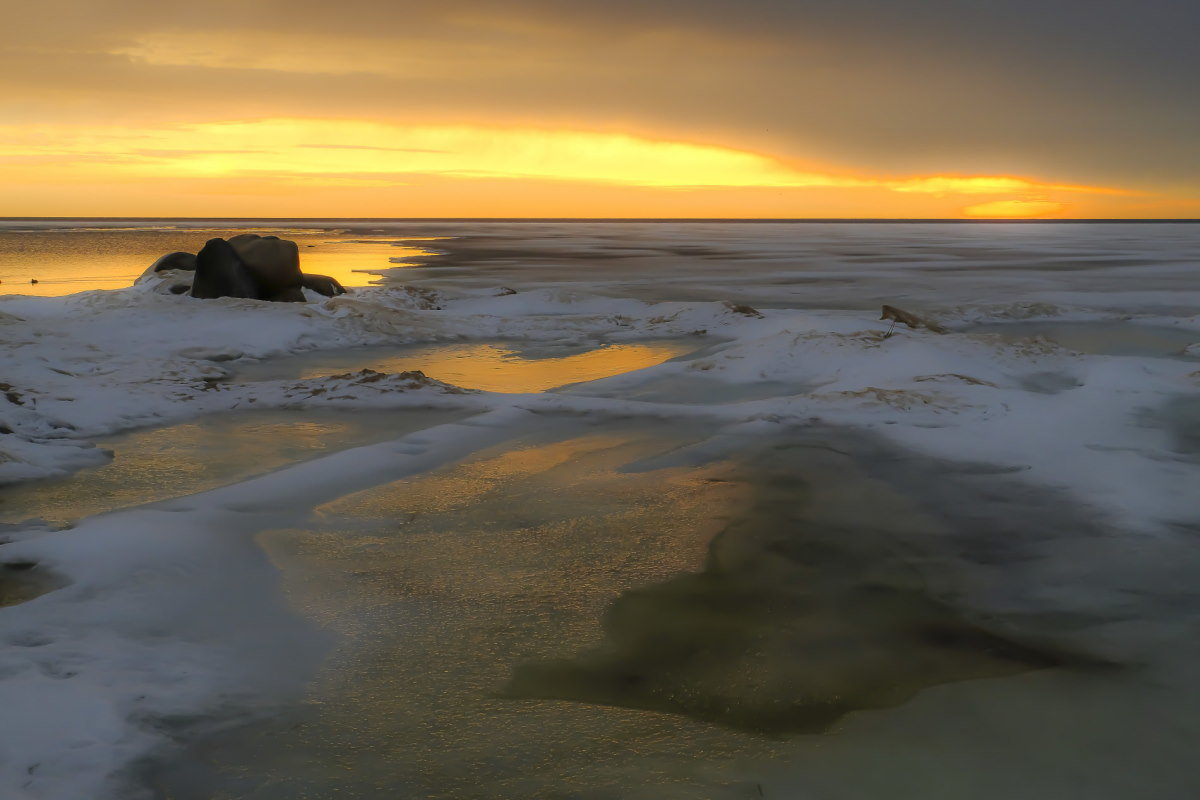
{"left": 1, "top": 222, "right": 1198, "bottom": 797}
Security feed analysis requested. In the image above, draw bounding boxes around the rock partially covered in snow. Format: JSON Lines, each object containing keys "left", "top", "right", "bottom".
{"left": 300, "top": 273, "right": 347, "bottom": 298}
{"left": 145, "top": 236, "right": 347, "bottom": 303}
{"left": 149, "top": 251, "right": 197, "bottom": 272}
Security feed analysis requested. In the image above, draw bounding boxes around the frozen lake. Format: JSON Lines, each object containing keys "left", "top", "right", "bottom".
{"left": 1, "top": 221, "right": 1198, "bottom": 799}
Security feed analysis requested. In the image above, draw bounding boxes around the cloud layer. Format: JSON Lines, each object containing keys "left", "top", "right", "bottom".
{"left": 4, "top": 0, "right": 1197, "bottom": 216}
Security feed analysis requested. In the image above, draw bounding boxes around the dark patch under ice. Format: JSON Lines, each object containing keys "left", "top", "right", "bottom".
{"left": 504, "top": 430, "right": 1105, "bottom": 735}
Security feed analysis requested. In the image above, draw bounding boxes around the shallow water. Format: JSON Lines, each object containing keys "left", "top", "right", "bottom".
{"left": 141, "top": 420, "right": 1200, "bottom": 800}
{"left": 0, "top": 408, "right": 466, "bottom": 526}
{"left": 234, "top": 339, "right": 699, "bottom": 393}
{"left": 0, "top": 560, "right": 61, "bottom": 607}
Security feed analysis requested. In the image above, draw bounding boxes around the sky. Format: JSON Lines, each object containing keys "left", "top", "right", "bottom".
{"left": 2, "top": 0, "right": 1197, "bottom": 218}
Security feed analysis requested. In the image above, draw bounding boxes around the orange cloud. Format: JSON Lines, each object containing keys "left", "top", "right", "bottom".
{"left": 0, "top": 118, "right": 1123, "bottom": 192}
{"left": 889, "top": 176, "right": 1123, "bottom": 196}
{"left": 0, "top": 117, "right": 1175, "bottom": 218}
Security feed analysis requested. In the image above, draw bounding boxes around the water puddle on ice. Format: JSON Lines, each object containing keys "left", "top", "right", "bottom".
{"left": 969, "top": 321, "right": 1199, "bottom": 358}
{"left": 294, "top": 237, "right": 435, "bottom": 289}
{"left": 143, "top": 421, "right": 1140, "bottom": 800}
{"left": 0, "top": 407, "right": 466, "bottom": 526}
{"left": 233, "top": 339, "right": 698, "bottom": 393}
{"left": 0, "top": 560, "right": 62, "bottom": 607}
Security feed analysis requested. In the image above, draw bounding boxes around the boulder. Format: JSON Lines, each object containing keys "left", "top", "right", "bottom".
{"left": 150, "top": 251, "right": 197, "bottom": 272}
{"left": 300, "top": 273, "right": 348, "bottom": 297}
{"left": 151, "top": 235, "right": 341, "bottom": 303}
{"left": 191, "top": 238, "right": 260, "bottom": 300}
{"left": 228, "top": 234, "right": 303, "bottom": 301}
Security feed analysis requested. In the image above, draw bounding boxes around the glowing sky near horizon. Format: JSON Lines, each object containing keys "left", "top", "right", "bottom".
{"left": 3, "top": 0, "right": 1197, "bottom": 218}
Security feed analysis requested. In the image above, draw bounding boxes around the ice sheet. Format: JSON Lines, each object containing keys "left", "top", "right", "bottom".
{"left": 1, "top": 222, "right": 1198, "bottom": 798}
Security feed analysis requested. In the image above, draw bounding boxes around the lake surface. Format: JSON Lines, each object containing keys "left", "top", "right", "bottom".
{"left": 1, "top": 220, "right": 1198, "bottom": 800}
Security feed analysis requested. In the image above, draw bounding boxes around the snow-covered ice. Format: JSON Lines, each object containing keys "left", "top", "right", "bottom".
{"left": 1, "top": 222, "right": 1198, "bottom": 798}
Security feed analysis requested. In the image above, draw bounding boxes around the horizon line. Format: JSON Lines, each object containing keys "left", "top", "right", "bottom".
{"left": 2, "top": 217, "right": 1199, "bottom": 224}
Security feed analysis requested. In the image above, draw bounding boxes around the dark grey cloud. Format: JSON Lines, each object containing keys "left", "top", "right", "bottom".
{"left": 5, "top": 0, "right": 1198, "bottom": 190}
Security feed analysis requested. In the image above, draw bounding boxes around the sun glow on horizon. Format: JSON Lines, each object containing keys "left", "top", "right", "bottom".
{"left": 0, "top": 117, "right": 1177, "bottom": 218}
{"left": 961, "top": 199, "right": 1069, "bottom": 218}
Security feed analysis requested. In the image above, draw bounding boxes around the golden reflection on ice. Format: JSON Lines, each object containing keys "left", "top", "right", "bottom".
{"left": 315, "top": 435, "right": 609, "bottom": 519}
{"left": 290, "top": 341, "right": 694, "bottom": 393}
{"left": 253, "top": 429, "right": 750, "bottom": 796}
{"left": 0, "top": 408, "right": 463, "bottom": 525}
{"left": 290, "top": 238, "right": 434, "bottom": 289}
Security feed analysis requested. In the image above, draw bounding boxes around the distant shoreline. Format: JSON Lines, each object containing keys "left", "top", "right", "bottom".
{"left": 2, "top": 217, "right": 1199, "bottom": 225}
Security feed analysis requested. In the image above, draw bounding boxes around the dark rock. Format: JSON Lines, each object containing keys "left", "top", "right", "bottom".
{"left": 150, "top": 251, "right": 197, "bottom": 272}
{"left": 723, "top": 301, "right": 764, "bottom": 318}
{"left": 300, "top": 273, "right": 347, "bottom": 297}
{"left": 880, "top": 304, "right": 947, "bottom": 334}
{"left": 172, "top": 234, "right": 338, "bottom": 303}
{"left": 228, "top": 234, "right": 302, "bottom": 299}
{"left": 191, "top": 238, "right": 260, "bottom": 300}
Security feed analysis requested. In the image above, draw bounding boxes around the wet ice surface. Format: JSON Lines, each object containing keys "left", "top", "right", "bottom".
{"left": 142, "top": 421, "right": 1199, "bottom": 800}
{"left": 0, "top": 408, "right": 468, "bottom": 527}
{"left": 233, "top": 339, "right": 698, "bottom": 393}
{"left": 966, "top": 321, "right": 1200, "bottom": 358}
{"left": 1, "top": 222, "right": 1200, "bottom": 799}
{"left": 378, "top": 221, "right": 1200, "bottom": 312}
